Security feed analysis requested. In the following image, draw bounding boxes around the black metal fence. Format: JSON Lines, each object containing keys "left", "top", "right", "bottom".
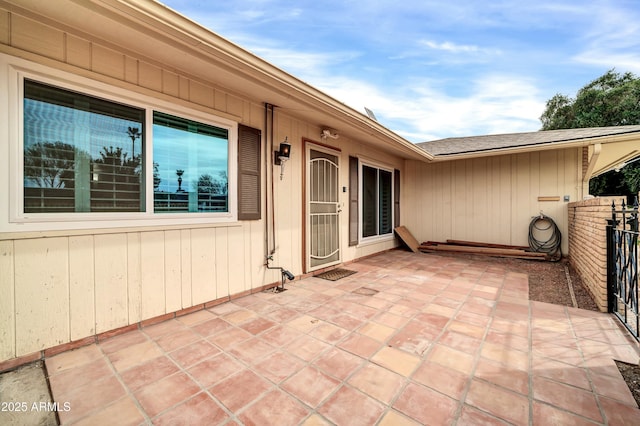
{"left": 607, "top": 198, "right": 639, "bottom": 340}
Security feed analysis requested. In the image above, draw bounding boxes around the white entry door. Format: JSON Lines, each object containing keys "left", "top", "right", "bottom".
{"left": 307, "top": 146, "right": 341, "bottom": 271}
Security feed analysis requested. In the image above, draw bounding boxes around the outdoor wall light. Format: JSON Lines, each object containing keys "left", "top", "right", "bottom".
{"left": 274, "top": 137, "right": 291, "bottom": 180}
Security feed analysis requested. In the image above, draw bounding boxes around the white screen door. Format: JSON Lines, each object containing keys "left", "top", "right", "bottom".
{"left": 307, "top": 146, "right": 340, "bottom": 271}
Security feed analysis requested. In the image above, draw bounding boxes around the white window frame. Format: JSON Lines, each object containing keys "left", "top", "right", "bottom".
{"left": 1, "top": 54, "right": 238, "bottom": 233}
{"left": 358, "top": 158, "right": 395, "bottom": 244}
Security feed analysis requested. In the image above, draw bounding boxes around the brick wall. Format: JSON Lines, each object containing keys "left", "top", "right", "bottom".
{"left": 568, "top": 196, "right": 620, "bottom": 312}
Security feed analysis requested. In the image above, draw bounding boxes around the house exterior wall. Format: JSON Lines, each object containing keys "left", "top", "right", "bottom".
{"left": 0, "top": 9, "right": 401, "bottom": 365}
{"left": 404, "top": 149, "right": 583, "bottom": 255}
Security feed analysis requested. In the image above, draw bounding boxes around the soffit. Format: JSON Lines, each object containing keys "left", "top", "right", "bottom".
{"left": 2, "top": 0, "right": 432, "bottom": 161}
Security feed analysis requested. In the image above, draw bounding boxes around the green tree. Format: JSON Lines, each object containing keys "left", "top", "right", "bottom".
{"left": 540, "top": 69, "right": 640, "bottom": 197}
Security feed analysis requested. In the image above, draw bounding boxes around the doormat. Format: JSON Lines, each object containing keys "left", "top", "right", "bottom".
{"left": 315, "top": 268, "right": 357, "bottom": 281}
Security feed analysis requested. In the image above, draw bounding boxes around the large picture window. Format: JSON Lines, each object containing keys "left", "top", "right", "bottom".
{"left": 153, "top": 112, "right": 229, "bottom": 213}
{"left": 11, "top": 69, "right": 241, "bottom": 232}
{"left": 361, "top": 163, "right": 393, "bottom": 239}
{"left": 23, "top": 80, "right": 145, "bottom": 213}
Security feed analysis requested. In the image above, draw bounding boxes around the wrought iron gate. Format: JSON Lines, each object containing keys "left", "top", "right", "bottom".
{"left": 607, "top": 198, "right": 639, "bottom": 340}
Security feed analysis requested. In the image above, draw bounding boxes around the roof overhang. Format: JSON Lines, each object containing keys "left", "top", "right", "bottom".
{"left": 427, "top": 131, "right": 640, "bottom": 179}
{"left": 1, "top": 0, "right": 433, "bottom": 162}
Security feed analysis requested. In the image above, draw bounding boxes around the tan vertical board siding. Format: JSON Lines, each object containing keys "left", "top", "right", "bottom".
{"left": 140, "top": 231, "right": 166, "bottom": 320}
{"left": 127, "top": 233, "right": 142, "bottom": 324}
{"left": 14, "top": 238, "right": 69, "bottom": 355}
{"left": 0, "top": 241, "right": 15, "bottom": 360}
{"left": 94, "top": 234, "right": 129, "bottom": 333}
{"left": 180, "top": 230, "right": 192, "bottom": 308}
{"left": 11, "top": 15, "right": 64, "bottom": 60}
{"left": 215, "top": 227, "right": 230, "bottom": 299}
{"left": 405, "top": 149, "right": 579, "bottom": 252}
{"left": 164, "top": 230, "right": 182, "bottom": 313}
{"left": 0, "top": 11, "right": 9, "bottom": 45}
{"left": 190, "top": 228, "right": 217, "bottom": 304}
{"left": 227, "top": 225, "right": 247, "bottom": 295}
{"left": 68, "top": 236, "right": 95, "bottom": 340}
{"left": 139, "top": 60, "right": 162, "bottom": 92}
{"left": 65, "top": 34, "right": 91, "bottom": 69}
{"left": 91, "top": 44, "right": 125, "bottom": 80}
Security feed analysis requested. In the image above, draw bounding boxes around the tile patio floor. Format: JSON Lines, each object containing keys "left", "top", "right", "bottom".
{"left": 45, "top": 251, "right": 640, "bottom": 425}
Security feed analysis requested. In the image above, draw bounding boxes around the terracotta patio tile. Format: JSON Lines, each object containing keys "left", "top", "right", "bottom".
{"left": 186, "top": 353, "right": 244, "bottom": 388}
{"left": 265, "top": 307, "right": 300, "bottom": 322}
{"left": 47, "top": 356, "right": 113, "bottom": 396}
{"left": 465, "top": 379, "right": 529, "bottom": 425}
{"left": 347, "top": 363, "right": 405, "bottom": 404}
{"left": 458, "top": 404, "right": 510, "bottom": 426}
{"left": 331, "top": 313, "right": 366, "bottom": 330}
{"left": 393, "top": 382, "right": 458, "bottom": 425}
{"left": 72, "top": 396, "right": 145, "bottom": 426}
{"left": 240, "top": 316, "right": 278, "bottom": 335}
{"left": 437, "top": 330, "right": 482, "bottom": 355}
{"left": 142, "top": 319, "right": 188, "bottom": 339}
{"left": 285, "top": 335, "right": 331, "bottom": 362}
{"left": 282, "top": 366, "right": 341, "bottom": 408}
{"left": 253, "top": 350, "right": 306, "bottom": 384}
{"left": 209, "top": 369, "right": 272, "bottom": 412}
{"left": 318, "top": 385, "right": 385, "bottom": 426}
{"left": 45, "top": 344, "right": 105, "bottom": 375}
{"left": 485, "top": 329, "right": 529, "bottom": 352}
{"left": 447, "top": 320, "right": 486, "bottom": 339}
{"left": 287, "top": 314, "right": 322, "bottom": 333}
{"left": 599, "top": 395, "right": 640, "bottom": 425}
{"left": 120, "top": 355, "right": 179, "bottom": 391}
{"left": 260, "top": 325, "right": 304, "bottom": 347}
{"left": 428, "top": 344, "right": 476, "bottom": 375}
{"left": 155, "top": 327, "right": 201, "bottom": 352}
{"left": 153, "top": 392, "right": 229, "bottom": 426}
{"left": 377, "top": 410, "right": 422, "bottom": 426}
{"left": 372, "top": 346, "right": 421, "bottom": 377}
{"left": 589, "top": 369, "right": 637, "bottom": 405}
{"left": 411, "top": 360, "right": 469, "bottom": 400}
{"left": 169, "top": 339, "right": 220, "bottom": 368}
{"left": 207, "top": 326, "right": 253, "bottom": 350}
{"left": 314, "top": 347, "right": 364, "bottom": 380}
{"left": 531, "top": 357, "right": 591, "bottom": 390}
{"left": 238, "top": 389, "right": 310, "bottom": 426}
{"left": 338, "top": 332, "right": 382, "bottom": 359}
{"left": 300, "top": 413, "right": 332, "bottom": 425}
{"left": 56, "top": 375, "right": 127, "bottom": 424}
{"left": 480, "top": 341, "right": 529, "bottom": 372}
{"left": 134, "top": 372, "right": 201, "bottom": 418}
{"left": 309, "top": 322, "right": 349, "bottom": 344}
{"left": 532, "top": 376, "right": 602, "bottom": 422}
{"left": 191, "top": 317, "right": 233, "bottom": 337}
{"left": 474, "top": 358, "right": 529, "bottom": 395}
{"left": 532, "top": 401, "right": 600, "bottom": 426}
{"left": 108, "top": 340, "right": 164, "bottom": 372}
{"left": 358, "top": 321, "right": 396, "bottom": 342}
{"left": 227, "top": 337, "right": 276, "bottom": 364}
{"left": 175, "top": 309, "right": 215, "bottom": 326}
{"left": 99, "top": 330, "right": 149, "bottom": 355}
{"left": 223, "top": 308, "right": 258, "bottom": 324}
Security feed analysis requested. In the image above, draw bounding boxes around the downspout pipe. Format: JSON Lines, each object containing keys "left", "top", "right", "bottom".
{"left": 263, "top": 102, "right": 294, "bottom": 291}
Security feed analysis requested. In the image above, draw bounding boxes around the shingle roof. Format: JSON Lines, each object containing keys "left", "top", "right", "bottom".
{"left": 417, "top": 125, "right": 640, "bottom": 156}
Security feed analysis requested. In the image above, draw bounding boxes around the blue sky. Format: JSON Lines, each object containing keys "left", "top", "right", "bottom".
{"left": 162, "top": 0, "right": 640, "bottom": 142}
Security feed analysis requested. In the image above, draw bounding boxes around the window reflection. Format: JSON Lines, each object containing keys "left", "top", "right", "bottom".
{"left": 152, "top": 112, "right": 229, "bottom": 213}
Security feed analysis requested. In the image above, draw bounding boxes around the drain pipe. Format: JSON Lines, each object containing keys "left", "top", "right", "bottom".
{"left": 263, "top": 102, "right": 294, "bottom": 291}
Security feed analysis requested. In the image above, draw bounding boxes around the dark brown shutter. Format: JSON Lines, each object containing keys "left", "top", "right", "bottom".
{"left": 349, "top": 156, "right": 359, "bottom": 246}
{"left": 237, "top": 124, "right": 261, "bottom": 220}
{"left": 394, "top": 169, "right": 400, "bottom": 228}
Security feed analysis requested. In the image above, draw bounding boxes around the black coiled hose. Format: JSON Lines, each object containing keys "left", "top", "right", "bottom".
{"left": 529, "top": 214, "right": 562, "bottom": 261}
